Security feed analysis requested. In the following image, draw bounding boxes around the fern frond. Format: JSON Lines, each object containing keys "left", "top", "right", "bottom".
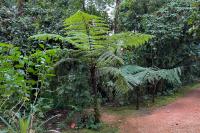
{"left": 121, "top": 65, "right": 181, "bottom": 86}
{"left": 109, "top": 32, "right": 154, "bottom": 48}
{"left": 0, "top": 43, "right": 13, "bottom": 48}
{"left": 98, "top": 67, "right": 132, "bottom": 94}
{"left": 64, "top": 11, "right": 109, "bottom": 50}
{"left": 121, "top": 65, "right": 147, "bottom": 75}
{"left": 53, "top": 58, "right": 83, "bottom": 78}
{"left": 54, "top": 58, "right": 80, "bottom": 69}
{"left": 29, "top": 34, "right": 64, "bottom": 41}
{"left": 29, "top": 34, "right": 73, "bottom": 43}
{"left": 96, "top": 51, "right": 124, "bottom": 67}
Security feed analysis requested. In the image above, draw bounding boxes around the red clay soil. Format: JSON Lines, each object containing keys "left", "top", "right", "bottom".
{"left": 102, "top": 88, "right": 200, "bottom": 133}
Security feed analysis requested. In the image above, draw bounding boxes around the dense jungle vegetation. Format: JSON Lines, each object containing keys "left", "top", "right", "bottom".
{"left": 0, "top": 0, "right": 200, "bottom": 132}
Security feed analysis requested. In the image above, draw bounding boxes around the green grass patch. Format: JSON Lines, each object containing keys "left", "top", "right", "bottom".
{"left": 150, "top": 82, "right": 200, "bottom": 108}
{"left": 101, "top": 105, "right": 139, "bottom": 116}
{"left": 102, "top": 82, "right": 200, "bottom": 116}
{"left": 64, "top": 123, "right": 118, "bottom": 133}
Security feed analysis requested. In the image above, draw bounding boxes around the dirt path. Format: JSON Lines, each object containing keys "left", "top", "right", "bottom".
{"left": 102, "top": 88, "right": 200, "bottom": 133}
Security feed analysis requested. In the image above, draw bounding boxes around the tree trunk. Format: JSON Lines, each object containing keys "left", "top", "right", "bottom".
{"left": 152, "top": 86, "right": 155, "bottom": 103}
{"left": 113, "top": 0, "right": 121, "bottom": 33}
{"left": 136, "top": 87, "right": 140, "bottom": 110}
{"left": 17, "top": 0, "right": 25, "bottom": 16}
{"left": 82, "top": 0, "right": 86, "bottom": 11}
{"left": 90, "top": 65, "right": 100, "bottom": 123}
{"left": 152, "top": 82, "right": 158, "bottom": 103}
{"left": 32, "top": 0, "right": 36, "bottom": 4}
{"left": 143, "top": 2, "right": 148, "bottom": 14}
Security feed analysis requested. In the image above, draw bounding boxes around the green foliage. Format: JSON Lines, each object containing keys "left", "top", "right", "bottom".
{"left": 0, "top": 43, "right": 29, "bottom": 108}
{"left": 0, "top": 104, "right": 32, "bottom": 133}
{"left": 121, "top": 65, "right": 182, "bottom": 86}
{"left": 25, "top": 48, "right": 61, "bottom": 117}
{"left": 188, "top": 1, "right": 200, "bottom": 38}
{"left": 49, "top": 10, "right": 153, "bottom": 123}
{"left": 18, "top": 115, "right": 31, "bottom": 133}
{"left": 0, "top": 104, "right": 50, "bottom": 133}
{"left": 98, "top": 65, "right": 182, "bottom": 104}
{"left": 96, "top": 51, "right": 124, "bottom": 67}
{"left": 118, "top": 0, "right": 170, "bottom": 31}
{"left": 64, "top": 123, "right": 118, "bottom": 133}
{"left": 0, "top": 0, "right": 88, "bottom": 49}
{"left": 51, "top": 58, "right": 92, "bottom": 109}
{"left": 29, "top": 34, "right": 65, "bottom": 42}
{"left": 0, "top": 42, "right": 61, "bottom": 131}
{"left": 142, "top": 0, "right": 194, "bottom": 41}
{"left": 2, "top": 1, "right": 195, "bottom": 130}
{"left": 30, "top": 11, "right": 153, "bottom": 99}
{"left": 64, "top": 10, "right": 109, "bottom": 50}
{"left": 99, "top": 66, "right": 132, "bottom": 94}
{"left": 132, "top": 0, "right": 200, "bottom": 82}
{"left": 109, "top": 32, "right": 154, "bottom": 48}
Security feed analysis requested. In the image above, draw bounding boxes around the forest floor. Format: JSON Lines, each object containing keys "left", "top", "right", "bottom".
{"left": 1, "top": 83, "right": 200, "bottom": 133}
{"left": 101, "top": 83, "right": 200, "bottom": 133}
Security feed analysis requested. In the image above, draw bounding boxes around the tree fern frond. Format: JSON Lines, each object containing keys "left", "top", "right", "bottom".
{"left": 64, "top": 11, "right": 109, "bottom": 50}
{"left": 96, "top": 51, "right": 124, "bottom": 67}
{"left": 53, "top": 58, "right": 83, "bottom": 77}
{"left": 54, "top": 58, "right": 80, "bottom": 69}
{"left": 98, "top": 67, "right": 131, "bottom": 94}
{"left": 121, "top": 65, "right": 182, "bottom": 86}
{"left": 29, "top": 34, "right": 69, "bottom": 42}
{"left": 109, "top": 32, "right": 154, "bottom": 48}
{"left": 0, "top": 43, "right": 13, "bottom": 48}
{"left": 121, "top": 65, "right": 147, "bottom": 75}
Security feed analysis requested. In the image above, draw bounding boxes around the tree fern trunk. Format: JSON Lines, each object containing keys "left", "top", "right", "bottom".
{"left": 159, "top": 79, "right": 164, "bottom": 95}
{"left": 90, "top": 65, "right": 100, "bottom": 123}
{"left": 152, "top": 82, "right": 158, "bottom": 103}
{"left": 152, "top": 87, "right": 155, "bottom": 103}
{"left": 136, "top": 87, "right": 140, "bottom": 110}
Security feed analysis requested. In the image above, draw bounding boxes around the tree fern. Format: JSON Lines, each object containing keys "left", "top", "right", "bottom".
{"left": 29, "top": 11, "right": 154, "bottom": 122}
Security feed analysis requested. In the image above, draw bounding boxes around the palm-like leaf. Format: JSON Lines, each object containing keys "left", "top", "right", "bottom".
{"left": 109, "top": 32, "right": 154, "bottom": 48}
{"left": 98, "top": 67, "right": 132, "bottom": 94}
{"left": 29, "top": 34, "right": 65, "bottom": 42}
{"left": 96, "top": 51, "right": 124, "bottom": 67}
{"left": 64, "top": 11, "right": 109, "bottom": 50}
{"left": 121, "top": 65, "right": 182, "bottom": 86}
